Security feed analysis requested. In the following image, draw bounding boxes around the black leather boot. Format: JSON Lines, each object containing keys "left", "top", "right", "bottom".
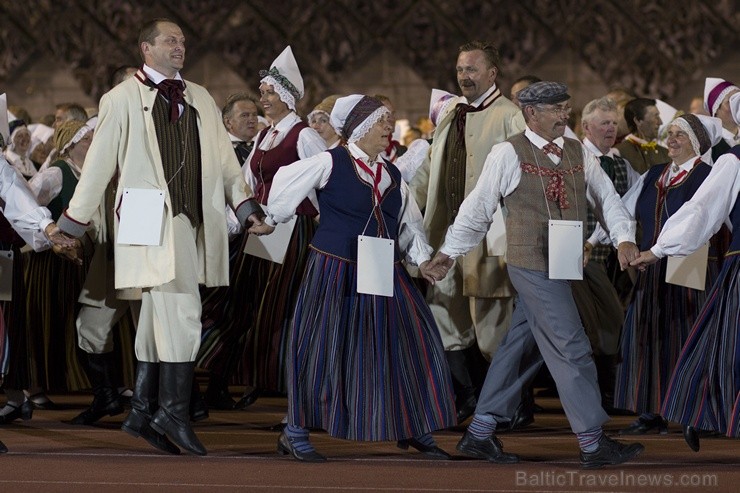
{"left": 445, "top": 349, "right": 478, "bottom": 424}
{"left": 121, "top": 361, "right": 180, "bottom": 455}
{"left": 150, "top": 362, "right": 207, "bottom": 456}
{"left": 189, "top": 376, "right": 209, "bottom": 422}
{"left": 71, "top": 352, "right": 124, "bottom": 425}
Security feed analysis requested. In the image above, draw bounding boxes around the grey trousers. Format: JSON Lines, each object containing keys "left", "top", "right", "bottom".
{"left": 475, "top": 265, "right": 609, "bottom": 434}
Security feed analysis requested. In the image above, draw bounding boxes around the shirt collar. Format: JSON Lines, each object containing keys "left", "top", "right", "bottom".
{"left": 525, "top": 126, "right": 564, "bottom": 150}
{"left": 673, "top": 155, "right": 698, "bottom": 171}
{"left": 463, "top": 84, "right": 497, "bottom": 108}
{"left": 142, "top": 64, "right": 183, "bottom": 85}
{"left": 271, "top": 111, "right": 300, "bottom": 133}
{"left": 583, "top": 138, "right": 616, "bottom": 158}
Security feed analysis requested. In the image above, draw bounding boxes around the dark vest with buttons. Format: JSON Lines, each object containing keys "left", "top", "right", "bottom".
{"left": 47, "top": 159, "right": 79, "bottom": 221}
{"left": 504, "top": 134, "right": 587, "bottom": 272}
{"left": 151, "top": 95, "right": 203, "bottom": 228}
{"left": 250, "top": 122, "right": 317, "bottom": 216}
{"left": 310, "top": 146, "right": 401, "bottom": 262}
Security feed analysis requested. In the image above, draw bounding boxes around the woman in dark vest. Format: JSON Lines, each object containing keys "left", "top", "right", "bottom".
{"left": 250, "top": 95, "right": 456, "bottom": 461}
{"left": 631, "top": 145, "right": 740, "bottom": 451}
{"left": 0, "top": 148, "right": 77, "bottom": 444}
{"left": 20, "top": 120, "right": 93, "bottom": 399}
{"left": 613, "top": 114, "right": 727, "bottom": 435}
{"left": 195, "top": 46, "right": 325, "bottom": 410}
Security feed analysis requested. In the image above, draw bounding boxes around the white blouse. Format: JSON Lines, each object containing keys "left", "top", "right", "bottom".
{"left": 0, "top": 156, "right": 53, "bottom": 251}
{"left": 29, "top": 159, "right": 82, "bottom": 206}
{"left": 265, "top": 142, "right": 433, "bottom": 265}
{"left": 651, "top": 151, "right": 740, "bottom": 258}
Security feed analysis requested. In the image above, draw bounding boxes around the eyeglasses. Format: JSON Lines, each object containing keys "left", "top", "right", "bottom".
{"left": 537, "top": 104, "right": 572, "bottom": 116}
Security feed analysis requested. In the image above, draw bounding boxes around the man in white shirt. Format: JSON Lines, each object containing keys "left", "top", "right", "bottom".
{"left": 429, "top": 81, "right": 644, "bottom": 468}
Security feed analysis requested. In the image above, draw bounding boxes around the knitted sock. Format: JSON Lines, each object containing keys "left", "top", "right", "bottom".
{"left": 639, "top": 412, "right": 658, "bottom": 422}
{"left": 284, "top": 424, "right": 315, "bottom": 453}
{"left": 413, "top": 433, "right": 436, "bottom": 447}
{"left": 577, "top": 427, "right": 603, "bottom": 453}
{"left": 468, "top": 413, "right": 497, "bottom": 440}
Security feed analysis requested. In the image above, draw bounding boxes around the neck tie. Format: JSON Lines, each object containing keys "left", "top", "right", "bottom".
{"left": 454, "top": 102, "right": 475, "bottom": 142}
{"left": 599, "top": 155, "right": 616, "bottom": 181}
{"left": 157, "top": 79, "right": 185, "bottom": 123}
{"left": 543, "top": 142, "right": 562, "bottom": 159}
{"left": 233, "top": 141, "right": 252, "bottom": 165}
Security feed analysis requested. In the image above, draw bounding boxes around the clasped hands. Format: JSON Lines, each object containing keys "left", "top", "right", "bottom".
{"left": 246, "top": 213, "right": 275, "bottom": 236}
{"left": 45, "top": 223, "right": 83, "bottom": 266}
{"left": 420, "top": 252, "right": 455, "bottom": 285}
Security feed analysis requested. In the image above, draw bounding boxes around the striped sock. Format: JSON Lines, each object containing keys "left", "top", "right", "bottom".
{"left": 285, "top": 424, "right": 315, "bottom": 453}
{"left": 414, "top": 433, "right": 436, "bottom": 447}
{"left": 468, "top": 413, "right": 497, "bottom": 440}
{"left": 639, "top": 412, "right": 657, "bottom": 421}
{"left": 577, "top": 427, "right": 603, "bottom": 453}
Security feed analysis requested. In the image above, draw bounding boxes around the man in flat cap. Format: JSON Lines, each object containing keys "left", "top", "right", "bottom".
{"left": 410, "top": 41, "right": 525, "bottom": 424}
{"left": 429, "top": 81, "right": 645, "bottom": 467}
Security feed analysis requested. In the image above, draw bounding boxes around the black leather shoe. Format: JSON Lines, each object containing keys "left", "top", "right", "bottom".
{"left": 397, "top": 438, "right": 451, "bottom": 460}
{"left": 619, "top": 415, "right": 668, "bottom": 435}
{"left": 234, "top": 388, "right": 260, "bottom": 410}
{"left": 683, "top": 426, "right": 700, "bottom": 452}
{"left": 71, "top": 387, "right": 124, "bottom": 425}
{"left": 456, "top": 430, "right": 519, "bottom": 463}
{"left": 205, "top": 387, "right": 236, "bottom": 410}
{"left": 0, "top": 439, "right": 7, "bottom": 453}
{"left": 277, "top": 431, "right": 326, "bottom": 462}
{"left": 0, "top": 400, "right": 33, "bottom": 424}
{"left": 580, "top": 435, "right": 644, "bottom": 468}
{"left": 28, "top": 393, "right": 59, "bottom": 410}
{"left": 455, "top": 395, "right": 477, "bottom": 424}
{"left": 122, "top": 409, "right": 181, "bottom": 455}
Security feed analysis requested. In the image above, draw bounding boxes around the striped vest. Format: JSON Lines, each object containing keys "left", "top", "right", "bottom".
{"left": 151, "top": 95, "right": 203, "bottom": 228}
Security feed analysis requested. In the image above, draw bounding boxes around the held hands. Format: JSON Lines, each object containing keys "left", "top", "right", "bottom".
{"left": 616, "top": 241, "right": 640, "bottom": 270}
{"left": 45, "top": 223, "right": 83, "bottom": 266}
{"left": 246, "top": 213, "right": 275, "bottom": 236}
{"left": 629, "top": 250, "right": 659, "bottom": 271}
{"left": 421, "top": 252, "right": 455, "bottom": 285}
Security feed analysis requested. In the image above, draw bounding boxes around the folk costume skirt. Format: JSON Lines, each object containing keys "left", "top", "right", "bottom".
{"left": 287, "top": 249, "right": 456, "bottom": 441}
{"left": 614, "top": 257, "right": 718, "bottom": 414}
{"left": 661, "top": 255, "right": 740, "bottom": 438}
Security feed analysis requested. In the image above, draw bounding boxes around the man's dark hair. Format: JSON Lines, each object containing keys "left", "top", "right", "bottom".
{"left": 624, "top": 98, "right": 656, "bottom": 133}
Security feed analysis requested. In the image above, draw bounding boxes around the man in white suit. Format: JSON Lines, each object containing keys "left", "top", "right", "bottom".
{"left": 58, "top": 18, "right": 263, "bottom": 456}
{"left": 410, "top": 41, "right": 525, "bottom": 422}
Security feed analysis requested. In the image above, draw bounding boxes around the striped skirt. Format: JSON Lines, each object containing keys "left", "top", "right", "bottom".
{"left": 23, "top": 249, "right": 88, "bottom": 391}
{"left": 287, "top": 249, "right": 456, "bottom": 441}
{"left": 614, "top": 256, "right": 718, "bottom": 414}
{"left": 661, "top": 255, "right": 740, "bottom": 438}
{"left": 197, "top": 215, "right": 316, "bottom": 392}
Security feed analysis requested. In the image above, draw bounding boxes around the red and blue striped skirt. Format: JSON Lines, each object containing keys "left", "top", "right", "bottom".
{"left": 661, "top": 255, "right": 740, "bottom": 437}
{"left": 287, "top": 249, "right": 456, "bottom": 441}
{"left": 614, "top": 256, "right": 719, "bottom": 414}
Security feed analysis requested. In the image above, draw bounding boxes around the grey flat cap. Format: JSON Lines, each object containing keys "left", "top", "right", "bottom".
{"left": 516, "top": 81, "right": 570, "bottom": 107}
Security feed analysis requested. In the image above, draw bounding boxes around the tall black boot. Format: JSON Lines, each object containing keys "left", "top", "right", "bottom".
{"left": 190, "top": 375, "right": 209, "bottom": 422}
{"left": 121, "top": 361, "right": 180, "bottom": 455}
{"left": 445, "top": 349, "right": 478, "bottom": 424}
{"left": 150, "top": 362, "right": 207, "bottom": 456}
{"left": 71, "top": 352, "right": 124, "bottom": 425}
